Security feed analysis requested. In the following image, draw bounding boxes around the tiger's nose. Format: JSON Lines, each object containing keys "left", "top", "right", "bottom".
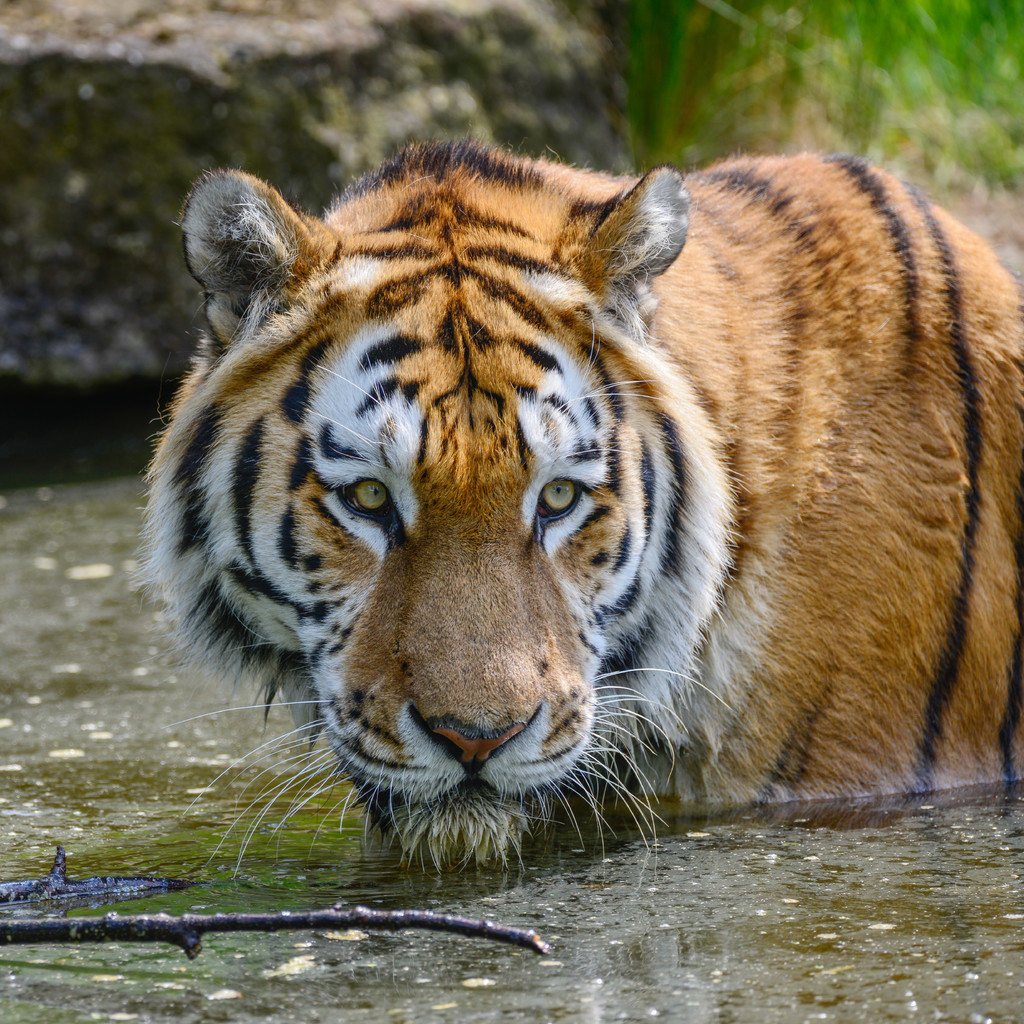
{"left": 411, "top": 708, "right": 526, "bottom": 772}
{"left": 431, "top": 722, "right": 525, "bottom": 764}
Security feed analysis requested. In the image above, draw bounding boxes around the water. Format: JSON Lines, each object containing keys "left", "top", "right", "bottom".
{"left": 2, "top": 479, "right": 1024, "bottom": 1023}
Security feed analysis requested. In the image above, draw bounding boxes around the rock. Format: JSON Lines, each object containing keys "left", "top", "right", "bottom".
{"left": 0, "top": 0, "right": 626, "bottom": 387}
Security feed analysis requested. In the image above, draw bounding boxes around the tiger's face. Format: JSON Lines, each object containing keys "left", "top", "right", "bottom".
{"left": 145, "top": 143, "right": 732, "bottom": 865}
{"left": 302, "top": 292, "right": 610, "bottom": 860}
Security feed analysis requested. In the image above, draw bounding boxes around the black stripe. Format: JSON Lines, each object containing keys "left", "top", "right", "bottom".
{"left": 514, "top": 338, "right": 560, "bottom": 373}
{"left": 190, "top": 580, "right": 263, "bottom": 670}
{"left": 700, "top": 165, "right": 775, "bottom": 203}
{"left": 462, "top": 245, "right": 552, "bottom": 275}
{"left": 513, "top": 419, "right": 530, "bottom": 472}
{"left": 700, "top": 165, "right": 815, "bottom": 243}
{"left": 595, "top": 577, "right": 641, "bottom": 629}
{"left": 478, "top": 385, "right": 505, "bottom": 417}
{"left": 571, "top": 443, "right": 602, "bottom": 463}
{"left": 568, "top": 194, "right": 622, "bottom": 229}
{"left": 342, "top": 140, "right": 545, "bottom": 201}
{"left": 362, "top": 264, "right": 549, "bottom": 336}
{"left": 226, "top": 563, "right": 313, "bottom": 623}
{"left": 593, "top": 355, "right": 625, "bottom": 423}
{"left": 639, "top": 443, "right": 656, "bottom": 534}
{"left": 375, "top": 204, "right": 439, "bottom": 234}
{"left": 909, "top": 192, "right": 984, "bottom": 789}
{"left": 313, "top": 495, "right": 344, "bottom": 533}
{"left": 173, "top": 406, "right": 220, "bottom": 486}
{"left": 347, "top": 242, "right": 436, "bottom": 261}
{"left": 448, "top": 202, "right": 538, "bottom": 240}
{"left": 179, "top": 492, "right": 210, "bottom": 554}
{"left": 278, "top": 506, "right": 299, "bottom": 569}
{"left": 307, "top": 600, "right": 330, "bottom": 623}
{"left": 385, "top": 513, "right": 406, "bottom": 551}
{"left": 282, "top": 340, "right": 330, "bottom": 424}
{"left": 544, "top": 392, "right": 574, "bottom": 416}
{"left": 579, "top": 504, "right": 611, "bottom": 533}
{"left": 824, "top": 155, "right": 921, "bottom": 350}
{"left": 464, "top": 312, "right": 497, "bottom": 352}
{"left": 596, "top": 620, "right": 649, "bottom": 679}
{"left": 436, "top": 303, "right": 496, "bottom": 357}
{"left": 365, "top": 278, "right": 429, "bottom": 320}
{"left": 436, "top": 259, "right": 464, "bottom": 287}
{"left": 658, "top": 414, "right": 688, "bottom": 575}
{"left": 289, "top": 435, "right": 314, "bottom": 490}
{"left": 1000, "top": 404, "right": 1024, "bottom": 784}
{"left": 437, "top": 307, "right": 459, "bottom": 355}
{"left": 355, "top": 376, "right": 400, "bottom": 418}
{"left": 358, "top": 334, "right": 421, "bottom": 372}
{"left": 233, "top": 418, "right": 266, "bottom": 566}
{"left": 416, "top": 419, "right": 429, "bottom": 465}
{"left": 174, "top": 408, "right": 221, "bottom": 553}
{"left": 476, "top": 275, "right": 550, "bottom": 332}
{"left": 378, "top": 203, "right": 536, "bottom": 240}
{"left": 318, "top": 423, "right": 365, "bottom": 463}
{"left": 606, "top": 441, "right": 622, "bottom": 495}
{"left": 307, "top": 638, "right": 330, "bottom": 671}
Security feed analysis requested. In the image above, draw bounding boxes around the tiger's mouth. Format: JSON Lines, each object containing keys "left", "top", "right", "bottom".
{"left": 325, "top": 697, "right": 591, "bottom": 867}
{"left": 360, "top": 778, "right": 533, "bottom": 868}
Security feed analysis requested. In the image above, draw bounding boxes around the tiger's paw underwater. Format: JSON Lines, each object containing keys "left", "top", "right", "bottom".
{"left": 144, "top": 140, "right": 1024, "bottom": 867}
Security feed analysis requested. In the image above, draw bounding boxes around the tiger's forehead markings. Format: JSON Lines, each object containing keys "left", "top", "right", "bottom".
{"left": 515, "top": 345, "right": 609, "bottom": 498}
{"left": 358, "top": 334, "right": 422, "bottom": 372}
{"left": 308, "top": 323, "right": 421, "bottom": 467}
{"left": 307, "top": 161, "right": 616, "bottom": 496}
{"left": 375, "top": 198, "right": 542, "bottom": 242}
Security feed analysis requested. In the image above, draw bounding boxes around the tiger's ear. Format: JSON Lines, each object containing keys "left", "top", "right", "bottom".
{"left": 579, "top": 166, "right": 690, "bottom": 341}
{"left": 181, "top": 170, "right": 331, "bottom": 347}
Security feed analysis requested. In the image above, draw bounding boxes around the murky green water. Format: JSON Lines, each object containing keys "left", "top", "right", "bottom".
{"left": 2, "top": 479, "right": 1023, "bottom": 1023}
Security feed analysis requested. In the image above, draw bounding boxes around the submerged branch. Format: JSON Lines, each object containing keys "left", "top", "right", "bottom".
{"left": 0, "top": 847, "right": 550, "bottom": 958}
{"left": 0, "top": 846, "right": 190, "bottom": 905}
{"left": 0, "top": 904, "right": 550, "bottom": 959}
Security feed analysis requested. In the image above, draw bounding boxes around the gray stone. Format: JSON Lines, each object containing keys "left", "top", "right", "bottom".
{"left": 0, "top": 0, "right": 626, "bottom": 387}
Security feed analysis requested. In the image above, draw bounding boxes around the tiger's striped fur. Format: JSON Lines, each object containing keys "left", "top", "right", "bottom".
{"left": 144, "top": 141, "right": 1024, "bottom": 865}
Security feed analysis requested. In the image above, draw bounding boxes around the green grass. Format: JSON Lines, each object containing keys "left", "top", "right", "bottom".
{"left": 625, "top": 0, "right": 1024, "bottom": 191}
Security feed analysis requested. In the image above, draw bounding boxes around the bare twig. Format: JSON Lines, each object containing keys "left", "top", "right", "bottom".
{"left": 0, "top": 847, "right": 550, "bottom": 958}
{"left": 0, "top": 904, "right": 550, "bottom": 958}
{"left": 0, "top": 846, "right": 190, "bottom": 905}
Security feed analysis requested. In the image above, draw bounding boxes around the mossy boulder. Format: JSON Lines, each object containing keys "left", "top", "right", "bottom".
{"left": 0, "top": 0, "right": 626, "bottom": 387}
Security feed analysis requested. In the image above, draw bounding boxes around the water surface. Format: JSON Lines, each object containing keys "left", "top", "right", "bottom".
{"left": 1, "top": 480, "right": 1023, "bottom": 1023}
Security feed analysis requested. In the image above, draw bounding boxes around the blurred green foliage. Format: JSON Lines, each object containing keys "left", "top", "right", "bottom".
{"left": 625, "top": 0, "right": 1024, "bottom": 190}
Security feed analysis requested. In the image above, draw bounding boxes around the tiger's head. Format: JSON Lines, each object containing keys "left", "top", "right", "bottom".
{"left": 145, "top": 141, "right": 733, "bottom": 866}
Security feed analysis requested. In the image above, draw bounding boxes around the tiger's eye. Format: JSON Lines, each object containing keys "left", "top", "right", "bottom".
{"left": 349, "top": 479, "right": 389, "bottom": 513}
{"left": 539, "top": 480, "right": 577, "bottom": 515}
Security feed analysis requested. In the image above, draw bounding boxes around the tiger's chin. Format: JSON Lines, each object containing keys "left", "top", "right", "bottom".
{"left": 363, "top": 783, "right": 532, "bottom": 869}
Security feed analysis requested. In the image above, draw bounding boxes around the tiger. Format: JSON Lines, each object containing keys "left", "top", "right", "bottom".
{"left": 143, "top": 139, "right": 1024, "bottom": 867}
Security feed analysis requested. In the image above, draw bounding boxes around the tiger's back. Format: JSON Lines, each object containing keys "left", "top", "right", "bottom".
{"left": 145, "top": 141, "right": 1024, "bottom": 864}
{"left": 667, "top": 153, "right": 1023, "bottom": 802}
